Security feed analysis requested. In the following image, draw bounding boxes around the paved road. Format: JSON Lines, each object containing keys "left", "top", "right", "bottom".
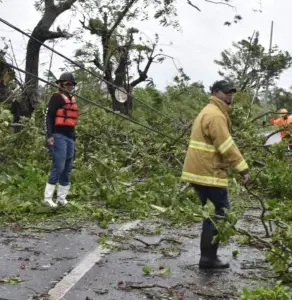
{"left": 0, "top": 211, "right": 273, "bottom": 300}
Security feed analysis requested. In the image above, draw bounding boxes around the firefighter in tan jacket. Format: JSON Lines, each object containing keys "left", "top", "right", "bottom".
{"left": 182, "top": 80, "right": 250, "bottom": 269}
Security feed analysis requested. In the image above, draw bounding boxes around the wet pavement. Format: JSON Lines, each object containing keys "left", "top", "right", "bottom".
{"left": 0, "top": 221, "right": 118, "bottom": 300}
{"left": 0, "top": 208, "right": 274, "bottom": 300}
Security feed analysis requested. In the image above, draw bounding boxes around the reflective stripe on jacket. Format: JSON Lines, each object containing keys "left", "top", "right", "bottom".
{"left": 181, "top": 96, "right": 249, "bottom": 187}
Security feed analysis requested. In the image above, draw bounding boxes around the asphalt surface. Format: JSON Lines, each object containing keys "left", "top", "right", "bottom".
{"left": 0, "top": 210, "right": 273, "bottom": 300}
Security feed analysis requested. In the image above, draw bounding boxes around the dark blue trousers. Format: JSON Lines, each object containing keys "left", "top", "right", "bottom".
{"left": 193, "top": 184, "right": 230, "bottom": 237}
{"left": 48, "top": 133, "right": 75, "bottom": 186}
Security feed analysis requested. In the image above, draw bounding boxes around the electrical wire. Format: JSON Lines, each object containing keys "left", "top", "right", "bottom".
{"left": 0, "top": 17, "right": 180, "bottom": 126}
{"left": 4, "top": 61, "right": 185, "bottom": 144}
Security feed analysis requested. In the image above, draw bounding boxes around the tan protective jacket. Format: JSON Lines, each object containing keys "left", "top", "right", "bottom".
{"left": 181, "top": 96, "right": 249, "bottom": 187}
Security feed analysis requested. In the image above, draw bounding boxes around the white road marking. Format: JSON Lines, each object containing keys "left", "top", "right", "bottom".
{"left": 48, "top": 220, "right": 140, "bottom": 300}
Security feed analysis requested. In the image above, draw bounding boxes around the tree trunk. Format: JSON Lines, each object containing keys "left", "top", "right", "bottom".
{"left": 0, "top": 81, "right": 9, "bottom": 102}
{"left": 17, "top": 0, "right": 77, "bottom": 121}
{"left": 107, "top": 84, "right": 125, "bottom": 113}
{"left": 23, "top": 35, "right": 43, "bottom": 116}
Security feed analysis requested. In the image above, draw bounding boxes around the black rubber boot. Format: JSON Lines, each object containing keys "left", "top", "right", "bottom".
{"left": 199, "top": 228, "right": 229, "bottom": 269}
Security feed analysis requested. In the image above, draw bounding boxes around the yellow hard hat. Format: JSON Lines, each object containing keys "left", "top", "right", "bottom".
{"left": 280, "top": 108, "right": 288, "bottom": 114}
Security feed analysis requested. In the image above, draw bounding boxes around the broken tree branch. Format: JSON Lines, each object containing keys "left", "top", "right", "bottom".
{"left": 125, "top": 282, "right": 182, "bottom": 290}
{"left": 130, "top": 45, "right": 155, "bottom": 87}
{"left": 236, "top": 227, "right": 271, "bottom": 248}
{"left": 204, "top": 0, "right": 235, "bottom": 9}
{"left": 244, "top": 185, "right": 270, "bottom": 238}
{"left": 186, "top": 0, "right": 201, "bottom": 11}
{"left": 21, "top": 226, "right": 82, "bottom": 232}
{"left": 133, "top": 237, "right": 182, "bottom": 247}
{"left": 44, "top": 30, "right": 72, "bottom": 40}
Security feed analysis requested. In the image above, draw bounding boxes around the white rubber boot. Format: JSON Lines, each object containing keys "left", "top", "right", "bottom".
{"left": 43, "top": 183, "right": 57, "bottom": 208}
{"left": 56, "top": 184, "right": 70, "bottom": 205}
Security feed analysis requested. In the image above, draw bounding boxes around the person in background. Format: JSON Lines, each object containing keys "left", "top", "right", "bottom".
{"left": 269, "top": 108, "right": 292, "bottom": 150}
{"left": 181, "top": 80, "right": 250, "bottom": 269}
{"left": 43, "top": 72, "right": 79, "bottom": 207}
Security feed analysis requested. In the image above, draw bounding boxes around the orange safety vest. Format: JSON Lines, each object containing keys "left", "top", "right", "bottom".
{"left": 270, "top": 116, "right": 292, "bottom": 139}
{"left": 55, "top": 93, "right": 79, "bottom": 127}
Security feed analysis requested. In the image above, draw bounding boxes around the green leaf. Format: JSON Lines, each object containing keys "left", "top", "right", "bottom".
{"left": 142, "top": 265, "right": 152, "bottom": 275}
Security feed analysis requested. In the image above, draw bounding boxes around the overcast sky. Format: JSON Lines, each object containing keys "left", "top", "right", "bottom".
{"left": 0, "top": 0, "right": 291, "bottom": 91}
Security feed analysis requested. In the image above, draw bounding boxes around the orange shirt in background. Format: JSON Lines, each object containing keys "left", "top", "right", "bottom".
{"left": 270, "top": 116, "right": 292, "bottom": 139}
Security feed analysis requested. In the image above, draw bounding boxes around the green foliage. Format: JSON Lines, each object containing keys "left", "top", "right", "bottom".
{"left": 0, "top": 276, "right": 22, "bottom": 285}
{"left": 3, "top": 69, "right": 292, "bottom": 297}
{"left": 269, "top": 87, "right": 292, "bottom": 111}
{"left": 240, "top": 282, "right": 292, "bottom": 300}
{"left": 215, "top": 32, "right": 292, "bottom": 92}
{"left": 0, "top": 80, "right": 206, "bottom": 225}
{"left": 0, "top": 48, "right": 16, "bottom": 102}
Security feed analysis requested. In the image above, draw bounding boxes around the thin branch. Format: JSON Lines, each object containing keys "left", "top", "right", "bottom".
{"left": 8, "top": 39, "right": 23, "bottom": 85}
{"left": 153, "top": 53, "right": 180, "bottom": 72}
{"left": 44, "top": 30, "right": 72, "bottom": 40}
{"left": 92, "top": 58, "right": 104, "bottom": 72}
{"left": 244, "top": 185, "right": 270, "bottom": 237}
{"left": 21, "top": 226, "right": 82, "bottom": 232}
{"left": 57, "top": 0, "right": 78, "bottom": 14}
{"left": 236, "top": 227, "right": 271, "bottom": 248}
{"left": 186, "top": 0, "right": 201, "bottom": 11}
{"left": 108, "top": 0, "right": 136, "bottom": 37}
{"left": 137, "top": 51, "right": 142, "bottom": 73}
{"left": 204, "top": 0, "right": 235, "bottom": 9}
{"left": 170, "top": 122, "right": 192, "bottom": 146}
{"left": 133, "top": 237, "right": 182, "bottom": 247}
{"left": 80, "top": 15, "right": 103, "bottom": 36}
{"left": 130, "top": 45, "right": 155, "bottom": 87}
{"left": 125, "top": 283, "right": 182, "bottom": 291}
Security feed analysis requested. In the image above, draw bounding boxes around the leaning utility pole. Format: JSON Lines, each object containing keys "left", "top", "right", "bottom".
{"left": 263, "top": 20, "right": 274, "bottom": 124}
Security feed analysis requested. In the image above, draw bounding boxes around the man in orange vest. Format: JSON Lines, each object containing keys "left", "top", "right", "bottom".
{"left": 43, "top": 72, "right": 79, "bottom": 207}
{"left": 270, "top": 108, "right": 292, "bottom": 149}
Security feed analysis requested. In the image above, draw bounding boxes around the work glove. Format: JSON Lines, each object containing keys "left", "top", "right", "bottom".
{"left": 242, "top": 173, "right": 251, "bottom": 185}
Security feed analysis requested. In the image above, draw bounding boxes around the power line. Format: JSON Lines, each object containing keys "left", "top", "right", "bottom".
{"left": 4, "top": 61, "right": 184, "bottom": 144}
{"left": 0, "top": 17, "right": 180, "bottom": 126}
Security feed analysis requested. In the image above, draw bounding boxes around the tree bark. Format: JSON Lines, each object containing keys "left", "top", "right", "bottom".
{"left": 19, "top": 0, "right": 77, "bottom": 119}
